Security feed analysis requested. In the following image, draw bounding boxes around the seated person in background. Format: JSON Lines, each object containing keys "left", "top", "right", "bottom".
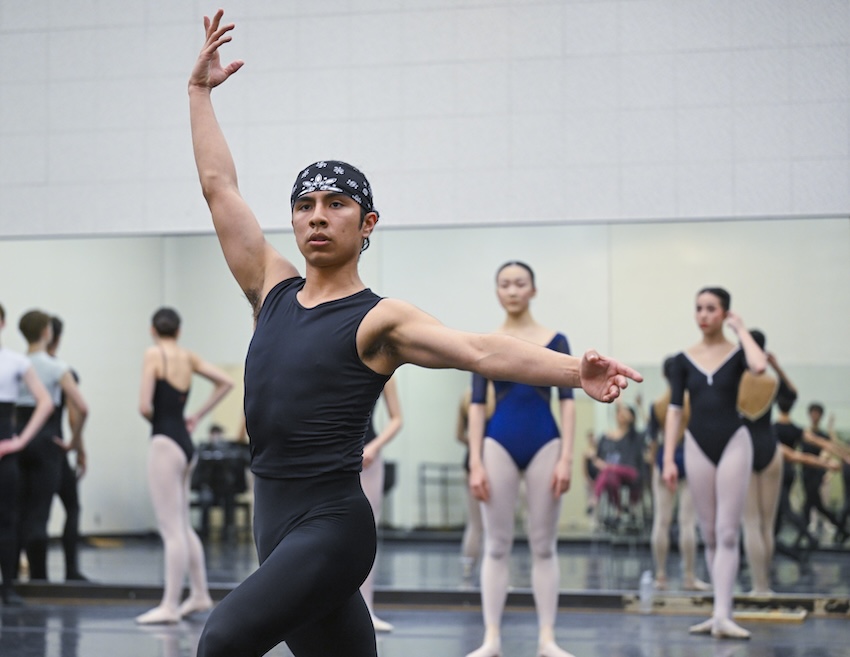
{"left": 591, "top": 402, "right": 645, "bottom": 524}
{"left": 582, "top": 430, "right": 600, "bottom": 517}
{"left": 193, "top": 424, "right": 250, "bottom": 541}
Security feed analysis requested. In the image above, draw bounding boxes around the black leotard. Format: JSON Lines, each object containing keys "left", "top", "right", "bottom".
{"left": 669, "top": 348, "right": 747, "bottom": 466}
{"left": 151, "top": 350, "right": 193, "bottom": 462}
{"left": 747, "top": 379, "right": 792, "bottom": 473}
{"left": 198, "top": 277, "right": 389, "bottom": 657}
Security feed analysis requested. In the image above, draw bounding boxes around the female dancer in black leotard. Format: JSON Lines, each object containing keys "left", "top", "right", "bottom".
{"left": 136, "top": 307, "right": 233, "bottom": 624}
{"left": 662, "top": 288, "right": 766, "bottom": 640}
{"left": 0, "top": 303, "right": 53, "bottom": 606}
{"left": 189, "top": 12, "right": 640, "bottom": 656}
{"left": 740, "top": 331, "right": 794, "bottom": 596}
{"left": 648, "top": 356, "right": 708, "bottom": 592}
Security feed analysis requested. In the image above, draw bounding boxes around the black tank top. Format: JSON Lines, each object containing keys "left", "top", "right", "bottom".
{"left": 245, "top": 277, "right": 390, "bottom": 478}
{"left": 151, "top": 351, "right": 193, "bottom": 461}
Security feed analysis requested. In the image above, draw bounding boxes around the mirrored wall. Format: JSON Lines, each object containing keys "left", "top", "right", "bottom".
{"left": 1, "top": 216, "right": 847, "bottom": 537}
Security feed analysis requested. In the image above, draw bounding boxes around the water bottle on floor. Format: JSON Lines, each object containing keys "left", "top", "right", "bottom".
{"left": 639, "top": 570, "right": 653, "bottom": 614}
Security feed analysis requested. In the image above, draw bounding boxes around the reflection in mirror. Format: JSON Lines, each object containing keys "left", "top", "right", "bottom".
{"left": 0, "top": 217, "right": 847, "bottom": 595}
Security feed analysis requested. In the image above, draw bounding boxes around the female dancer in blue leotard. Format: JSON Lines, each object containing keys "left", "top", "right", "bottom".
{"left": 136, "top": 307, "right": 234, "bottom": 624}
{"left": 467, "top": 262, "right": 576, "bottom": 657}
{"left": 662, "top": 287, "right": 766, "bottom": 640}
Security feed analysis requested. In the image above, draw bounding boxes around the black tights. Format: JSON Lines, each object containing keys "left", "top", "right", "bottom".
{"left": 16, "top": 433, "right": 64, "bottom": 580}
{"left": 799, "top": 475, "right": 842, "bottom": 543}
{"left": 0, "top": 448, "right": 20, "bottom": 595}
{"left": 775, "top": 470, "right": 814, "bottom": 547}
{"left": 197, "top": 472, "right": 377, "bottom": 657}
{"left": 57, "top": 455, "right": 82, "bottom": 577}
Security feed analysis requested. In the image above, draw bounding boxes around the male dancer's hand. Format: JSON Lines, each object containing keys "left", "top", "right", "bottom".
{"left": 579, "top": 350, "right": 643, "bottom": 403}
{"left": 189, "top": 9, "right": 244, "bottom": 91}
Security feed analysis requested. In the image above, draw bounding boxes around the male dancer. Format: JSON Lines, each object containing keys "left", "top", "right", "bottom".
{"left": 15, "top": 310, "right": 87, "bottom": 581}
{"left": 47, "top": 316, "right": 89, "bottom": 581}
{"left": 189, "top": 10, "right": 641, "bottom": 657}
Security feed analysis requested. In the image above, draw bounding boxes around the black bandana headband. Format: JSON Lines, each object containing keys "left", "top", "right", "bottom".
{"left": 290, "top": 160, "right": 376, "bottom": 215}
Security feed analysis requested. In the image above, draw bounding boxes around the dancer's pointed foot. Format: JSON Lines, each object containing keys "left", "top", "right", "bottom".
{"left": 135, "top": 605, "right": 180, "bottom": 625}
{"left": 178, "top": 595, "right": 214, "bottom": 618}
{"left": 711, "top": 618, "right": 751, "bottom": 640}
{"left": 371, "top": 615, "right": 394, "bottom": 632}
{"left": 682, "top": 577, "right": 712, "bottom": 592}
{"left": 688, "top": 617, "right": 714, "bottom": 635}
{"left": 538, "top": 641, "right": 576, "bottom": 657}
{"left": 464, "top": 640, "right": 501, "bottom": 657}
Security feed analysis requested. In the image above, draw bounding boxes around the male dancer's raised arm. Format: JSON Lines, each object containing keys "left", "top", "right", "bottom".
{"left": 188, "top": 10, "right": 296, "bottom": 311}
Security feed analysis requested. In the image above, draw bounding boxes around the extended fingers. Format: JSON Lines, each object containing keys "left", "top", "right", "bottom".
{"left": 619, "top": 364, "right": 643, "bottom": 382}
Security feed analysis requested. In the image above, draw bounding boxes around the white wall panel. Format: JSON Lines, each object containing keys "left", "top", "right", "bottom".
{"left": 621, "top": 164, "right": 677, "bottom": 219}
{"left": 790, "top": 46, "right": 849, "bottom": 102}
{"left": 791, "top": 160, "right": 850, "bottom": 214}
{"left": 789, "top": 102, "right": 849, "bottom": 159}
{"left": 789, "top": 0, "right": 850, "bottom": 46}
{"left": 676, "top": 107, "right": 734, "bottom": 162}
{"left": 731, "top": 0, "right": 790, "bottom": 48}
{"left": 733, "top": 160, "right": 792, "bottom": 215}
{"left": 733, "top": 105, "right": 792, "bottom": 160}
{"left": 731, "top": 49, "right": 791, "bottom": 105}
{"left": 0, "top": 0, "right": 847, "bottom": 237}
{"left": 675, "top": 162, "right": 734, "bottom": 218}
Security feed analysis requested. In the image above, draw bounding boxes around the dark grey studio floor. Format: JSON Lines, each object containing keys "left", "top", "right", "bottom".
{"left": 2, "top": 531, "right": 849, "bottom": 657}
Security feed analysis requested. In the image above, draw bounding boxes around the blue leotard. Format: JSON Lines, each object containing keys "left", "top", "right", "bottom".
{"left": 151, "top": 350, "right": 193, "bottom": 462}
{"left": 471, "top": 333, "right": 573, "bottom": 470}
{"left": 668, "top": 347, "right": 747, "bottom": 466}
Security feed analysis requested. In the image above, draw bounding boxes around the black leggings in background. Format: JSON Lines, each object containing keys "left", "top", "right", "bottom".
{"left": 15, "top": 418, "right": 64, "bottom": 581}
{"left": 0, "top": 447, "right": 21, "bottom": 594}
{"left": 197, "top": 472, "right": 378, "bottom": 657}
{"left": 799, "top": 474, "right": 842, "bottom": 541}
{"left": 775, "top": 469, "right": 815, "bottom": 547}
{"left": 57, "top": 455, "right": 82, "bottom": 578}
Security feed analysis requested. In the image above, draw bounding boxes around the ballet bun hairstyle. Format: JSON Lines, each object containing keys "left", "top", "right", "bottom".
{"left": 697, "top": 286, "right": 731, "bottom": 311}
{"left": 152, "top": 307, "right": 181, "bottom": 338}
{"left": 496, "top": 261, "right": 536, "bottom": 287}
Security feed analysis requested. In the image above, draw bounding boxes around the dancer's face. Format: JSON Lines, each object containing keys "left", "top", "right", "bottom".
{"left": 809, "top": 408, "right": 823, "bottom": 426}
{"left": 496, "top": 265, "right": 535, "bottom": 314}
{"left": 291, "top": 191, "right": 375, "bottom": 265}
{"left": 616, "top": 404, "right": 634, "bottom": 428}
{"left": 694, "top": 291, "right": 726, "bottom": 336}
